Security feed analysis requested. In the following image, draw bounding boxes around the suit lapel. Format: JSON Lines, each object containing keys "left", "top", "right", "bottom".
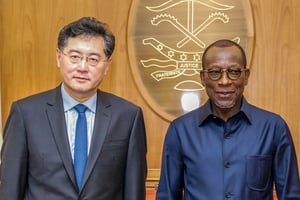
{"left": 45, "top": 87, "right": 78, "bottom": 188}
{"left": 81, "top": 91, "right": 111, "bottom": 189}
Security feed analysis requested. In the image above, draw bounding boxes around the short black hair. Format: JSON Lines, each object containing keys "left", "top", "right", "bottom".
{"left": 57, "top": 17, "right": 115, "bottom": 59}
{"left": 201, "top": 39, "right": 247, "bottom": 69}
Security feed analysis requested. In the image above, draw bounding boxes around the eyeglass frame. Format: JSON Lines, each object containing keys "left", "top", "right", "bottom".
{"left": 201, "top": 67, "right": 247, "bottom": 81}
{"left": 59, "top": 49, "right": 109, "bottom": 66}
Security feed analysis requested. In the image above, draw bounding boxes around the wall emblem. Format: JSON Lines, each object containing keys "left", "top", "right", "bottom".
{"left": 128, "top": 0, "right": 254, "bottom": 121}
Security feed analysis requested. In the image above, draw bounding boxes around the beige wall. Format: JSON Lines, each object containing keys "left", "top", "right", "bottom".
{"left": 1, "top": 0, "right": 300, "bottom": 183}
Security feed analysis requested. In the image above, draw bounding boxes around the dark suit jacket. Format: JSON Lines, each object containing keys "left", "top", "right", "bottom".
{"left": 0, "top": 85, "right": 147, "bottom": 200}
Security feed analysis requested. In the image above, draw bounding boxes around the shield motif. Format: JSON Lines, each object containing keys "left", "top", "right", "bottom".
{"left": 127, "top": 0, "right": 254, "bottom": 122}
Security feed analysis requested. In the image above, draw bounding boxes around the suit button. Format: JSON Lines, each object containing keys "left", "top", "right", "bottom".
{"left": 224, "top": 161, "right": 231, "bottom": 168}
{"left": 225, "top": 192, "right": 232, "bottom": 198}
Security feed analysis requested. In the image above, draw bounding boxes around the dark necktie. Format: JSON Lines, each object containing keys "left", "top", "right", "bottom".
{"left": 74, "top": 104, "right": 88, "bottom": 190}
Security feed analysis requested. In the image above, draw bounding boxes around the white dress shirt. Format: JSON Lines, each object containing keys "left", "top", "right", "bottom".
{"left": 61, "top": 84, "right": 96, "bottom": 161}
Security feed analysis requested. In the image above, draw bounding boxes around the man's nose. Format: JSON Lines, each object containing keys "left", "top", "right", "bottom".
{"left": 218, "top": 71, "right": 231, "bottom": 84}
{"left": 78, "top": 58, "right": 88, "bottom": 69}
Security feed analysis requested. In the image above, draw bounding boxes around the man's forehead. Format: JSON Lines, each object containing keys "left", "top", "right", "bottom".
{"left": 206, "top": 46, "right": 242, "bottom": 59}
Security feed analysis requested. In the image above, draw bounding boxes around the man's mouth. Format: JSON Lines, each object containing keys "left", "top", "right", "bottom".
{"left": 216, "top": 91, "right": 234, "bottom": 98}
{"left": 74, "top": 76, "right": 89, "bottom": 82}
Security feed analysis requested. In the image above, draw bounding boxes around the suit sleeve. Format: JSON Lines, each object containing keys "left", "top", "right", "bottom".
{"left": 156, "top": 123, "right": 184, "bottom": 200}
{"left": 0, "top": 102, "right": 28, "bottom": 199}
{"left": 124, "top": 107, "right": 147, "bottom": 200}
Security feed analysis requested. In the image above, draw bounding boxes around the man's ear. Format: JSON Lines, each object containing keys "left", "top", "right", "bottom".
{"left": 244, "top": 69, "right": 250, "bottom": 86}
{"left": 56, "top": 48, "right": 62, "bottom": 68}
{"left": 200, "top": 71, "right": 206, "bottom": 87}
{"left": 103, "top": 59, "right": 112, "bottom": 75}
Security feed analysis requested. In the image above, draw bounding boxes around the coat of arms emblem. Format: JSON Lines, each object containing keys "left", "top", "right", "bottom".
{"left": 128, "top": 0, "right": 254, "bottom": 121}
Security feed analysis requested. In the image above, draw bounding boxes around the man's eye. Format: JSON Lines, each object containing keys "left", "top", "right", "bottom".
{"left": 89, "top": 57, "right": 99, "bottom": 62}
{"left": 228, "top": 69, "right": 241, "bottom": 74}
{"left": 208, "top": 70, "right": 221, "bottom": 74}
{"left": 88, "top": 57, "right": 100, "bottom": 64}
{"left": 70, "top": 55, "right": 81, "bottom": 60}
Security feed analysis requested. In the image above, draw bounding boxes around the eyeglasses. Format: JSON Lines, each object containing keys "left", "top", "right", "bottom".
{"left": 202, "top": 68, "right": 247, "bottom": 81}
{"left": 59, "top": 49, "right": 108, "bottom": 66}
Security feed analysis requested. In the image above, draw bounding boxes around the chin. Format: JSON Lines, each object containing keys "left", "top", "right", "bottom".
{"left": 215, "top": 101, "right": 236, "bottom": 109}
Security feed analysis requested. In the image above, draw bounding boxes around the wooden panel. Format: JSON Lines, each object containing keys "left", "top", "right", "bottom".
{"left": 1, "top": 0, "right": 300, "bottom": 186}
{"left": 246, "top": 0, "right": 300, "bottom": 168}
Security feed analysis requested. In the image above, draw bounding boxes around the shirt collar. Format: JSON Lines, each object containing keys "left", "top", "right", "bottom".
{"left": 239, "top": 98, "right": 253, "bottom": 125}
{"left": 61, "top": 83, "right": 97, "bottom": 113}
{"left": 199, "top": 97, "right": 252, "bottom": 125}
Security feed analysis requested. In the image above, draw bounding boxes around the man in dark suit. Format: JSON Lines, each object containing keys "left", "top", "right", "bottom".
{"left": 0, "top": 17, "right": 147, "bottom": 200}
